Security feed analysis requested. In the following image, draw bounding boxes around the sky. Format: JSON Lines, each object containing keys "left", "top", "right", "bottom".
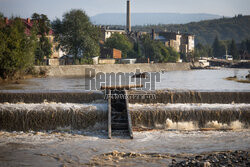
{"left": 0, "top": 0, "right": 250, "bottom": 20}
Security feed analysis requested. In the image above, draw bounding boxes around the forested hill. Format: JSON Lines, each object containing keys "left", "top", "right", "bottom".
{"left": 132, "top": 15, "right": 250, "bottom": 45}
{"left": 91, "top": 13, "right": 221, "bottom": 25}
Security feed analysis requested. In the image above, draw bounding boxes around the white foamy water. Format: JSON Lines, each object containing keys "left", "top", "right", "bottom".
{"left": 0, "top": 102, "right": 108, "bottom": 111}
{"left": 129, "top": 103, "right": 250, "bottom": 110}
{"left": 0, "top": 102, "right": 249, "bottom": 166}
{"left": 129, "top": 103, "right": 250, "bottom": 130}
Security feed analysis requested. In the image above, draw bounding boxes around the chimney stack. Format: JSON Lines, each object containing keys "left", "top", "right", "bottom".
{"left": 126, "top": 0, "right": 131, "bottom": 33}
{"left": 152, "top": 29, "right": 155, "bottom": 40}
{"left": 27, "top": 18, "right": 31, "bottom": 24}
{"left": 4, "top": 17, "right": 8, "bottom": 24}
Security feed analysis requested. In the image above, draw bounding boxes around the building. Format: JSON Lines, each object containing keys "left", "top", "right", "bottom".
{"left": 180, "top": 34, "right": 195, "bottom": 54}
{"left": 121, "top": 59, "right": 136, "bottom": 64}
{"left": 100, "top": 27, "right": 126, "bottom": 41}
{"left": 154, "top": 31, "right": 195, "bottom": 54}
{"left": 100, "top": 48, "right": 122, "bottom": 59}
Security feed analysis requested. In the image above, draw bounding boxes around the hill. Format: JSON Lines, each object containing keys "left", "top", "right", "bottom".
{"left": 90, "top": 13, "right": 221, "bottom": 26}
{"left": 132, "top": 15, "right": 250, "bottom": 45}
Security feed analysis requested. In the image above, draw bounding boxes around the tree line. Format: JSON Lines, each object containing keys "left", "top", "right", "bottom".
{"left": 104, "top": 33, "right": 180, "bottom": 63}
{"left": 2, "top": 9, "right": 249, "bottom": 80}
{"left": 0, "top": 9, "right": 181, "bottom": 79}
{"left": 193, "top": 36, "right": 250, "bottom": 60}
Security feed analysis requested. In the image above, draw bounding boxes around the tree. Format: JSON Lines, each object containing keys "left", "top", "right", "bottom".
{"left": 195, "top": 43, "right": 213, "bottom": 58}
{"left": 52, "top": 9, "right": 100, "bottom": 64}
{"left": 0, "top": 12, "right": 4, "bottom": 28}
{"left": 31, "top": 13, "right": 52, "bottom": 64}
{"left": 240, "top": 39, "right": 250, "bottom": 55}
{"left": 105, "top": 33, "right": 133, "bottom": 58}
{"left": 229, "top": 39, "right": 239, "bottom": 60}
{"left": 212, "top": 36, "right": 226, "bottom": 58}
{"left": 32, "top": 13, "right": 51, "bottom": 36}
{"left": 140, "top": 34, "right": 179, "bottom": 63}
{"left": 0, "top": 18, "right": 36, "bottom": 79}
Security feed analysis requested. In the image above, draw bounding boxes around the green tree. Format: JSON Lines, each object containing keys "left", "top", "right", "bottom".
{"left": 32, "top": 13, "right": 51, "bottom": 36}
{"left": 212, "top": 36, "right": 226, "bottom": 58}
{"left": 141, "top": 34, "right": 179, "bottom": 62}
{"left": 240, "top": 39, "right": 250, "bottom": 55}
{"left": 229, "top": 39, "right": 239, "bottom": 60}
{"left": 0, "top": 18, "right": 36, "bottom": 79}
{"left": 0, "top": 12, "right": 4, "bottom": 28}
{"left": 31, "top": 13, "right": 52, "bottom": 64}
{"left": 105, "top": 33, "right": 133, "bottom": 58}
{"left": 195, "top": 43, "right": 213, "bottom": 58}
{"left": 132, "top": 41, "right": 142, "bottom": 58}
{"left": 52, "top": 9, "right": 100, "bottom": 64}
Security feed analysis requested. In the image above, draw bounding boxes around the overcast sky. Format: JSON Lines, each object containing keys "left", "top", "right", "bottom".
{"left": 1, "top": 0, "right": 250, "bottom": 20}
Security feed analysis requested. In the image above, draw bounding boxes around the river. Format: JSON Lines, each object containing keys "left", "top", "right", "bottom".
{"left": 0, "top": 68, "right": 249, "bottom": 92}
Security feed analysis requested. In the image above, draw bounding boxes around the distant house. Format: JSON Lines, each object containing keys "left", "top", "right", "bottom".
{"left": 154, "top": 30, "right": 195, "bottom": 54}
{"left": 100, "top": 48, "right": 122, "bottom": 59}
{"left": 100, "top": 26, "right": 126, "bottom": 41}
{"left": 92, "top": 47, "right": 122, "bottom": 65}
{"left": 120, "top": 59, "right": 137, "bottom": 64}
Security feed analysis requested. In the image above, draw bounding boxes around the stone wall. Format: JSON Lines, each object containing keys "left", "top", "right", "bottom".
{"left": 34, "top": 63, "right": 192, "bottom": 77}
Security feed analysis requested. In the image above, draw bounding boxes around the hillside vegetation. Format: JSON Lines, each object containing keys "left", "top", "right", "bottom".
{"left": 132, "top": 15, "right": 250, "bottom": 45}
{"left": 91, "top": 13, "right": 221, "bottom": 26}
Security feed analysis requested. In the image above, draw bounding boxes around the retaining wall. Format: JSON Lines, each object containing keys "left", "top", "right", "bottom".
{"left": 34, "top": 63, "right": 192, "bottom": 77}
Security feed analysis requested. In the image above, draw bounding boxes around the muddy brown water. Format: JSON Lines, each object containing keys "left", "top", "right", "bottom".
{"left": 0, "top": 68, "right": 249, "bottom": 166}
{"left": 0, "top": 69, "right": 249, "bottom": 92}
{"left": 0, "top": 130, "right": 249, "bottom": 166}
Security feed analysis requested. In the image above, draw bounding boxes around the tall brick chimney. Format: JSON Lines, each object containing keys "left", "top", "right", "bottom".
{"left": 4, "top": 17, "right": 8, "bottom": 24}
{"left": 27, "top": 18, "right": 31, "bottom": 24}
{"left": 152, "top": 29, "right": 156, "bottom": 40}
{"left": 126, "top": 0, "right": 131, "bottom": 33}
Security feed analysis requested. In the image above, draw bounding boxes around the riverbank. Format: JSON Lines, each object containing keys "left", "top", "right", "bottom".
{"left": 91, "top": 150, "right": 250, "bottom": 167}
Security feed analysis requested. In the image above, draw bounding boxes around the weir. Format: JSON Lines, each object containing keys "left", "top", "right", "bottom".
{"left": 129, "top": 104, "right": 250, "bottom": 129}
{"left": 0, "top": 90, "right": 249, "bottom": 132}
{"left": 1, "top": 91, "right": 250, "bottom": 104}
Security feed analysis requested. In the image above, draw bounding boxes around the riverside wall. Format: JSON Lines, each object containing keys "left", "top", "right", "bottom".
{"left": 34, "top": 63, "right": 193, "bottom": 77}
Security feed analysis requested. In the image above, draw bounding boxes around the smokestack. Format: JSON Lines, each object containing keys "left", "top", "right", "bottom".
{"left": 27, "top": 18, "right": 31, "bottom": 24}
{"left": 4, "top": 17, "right": 8, "bottom": 24}
{"left": 152, "top": 29, "right": 155, "bottom": 40}
{"left": 126, "top": 0, "right": 131, "bottom": 33}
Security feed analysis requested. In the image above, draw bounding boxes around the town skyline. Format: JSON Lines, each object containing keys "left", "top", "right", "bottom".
{"left": 0, "top": 0, "right": 250, "bottom": 20}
